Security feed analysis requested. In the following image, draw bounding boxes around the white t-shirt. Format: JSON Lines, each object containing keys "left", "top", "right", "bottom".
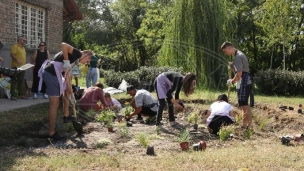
{"left": 206, "top": 101, "right": 235, "bottom": 125}
{"left": 134, "top": 89, "right": 158, "bottom": 112}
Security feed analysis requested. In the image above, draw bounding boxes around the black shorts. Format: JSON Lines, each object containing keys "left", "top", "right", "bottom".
{"left": 208, "top": 115, "right": 235, "bottom": 135}
{"left": 141, "top": 106, "right": 157, "bottom": 117}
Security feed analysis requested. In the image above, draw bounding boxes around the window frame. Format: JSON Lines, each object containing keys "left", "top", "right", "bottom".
{"left": 15, "top": 1, "right": 46, "bottom": 49}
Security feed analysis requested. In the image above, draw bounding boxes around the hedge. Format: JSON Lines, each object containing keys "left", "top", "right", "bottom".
{"left": 104, "top": 66, "right": 183, "bottom": 91}
{"left": 255, "top": 69, "right": 304, "bottom": 96}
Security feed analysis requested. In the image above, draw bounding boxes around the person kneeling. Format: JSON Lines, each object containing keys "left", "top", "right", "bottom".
{"left": 206, "top": 94, "right": 235, "bottom": 135}
{"left": 125, "top": 85, "right": 157, "bottom": 121}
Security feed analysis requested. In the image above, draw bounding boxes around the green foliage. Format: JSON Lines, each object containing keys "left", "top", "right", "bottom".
{"left": 176, "top": 129, "right": 191, "bottom": 143}
{"left": 188, "top": 110, "right": 201, "bottom": 125}
{"left": 159, "top": 0, "right": 230, "bottom": 88}
{"left": 243, "top": 128, "right": 254, "bottom": 140}
{"left": 255, "top": 69, "right": 304, "bottom": 96}
{"left": 96, "top": 138, "right": 112, "bottom": 149}
{"left": 104, "top": 66, "right": 182, "bottom": 90}
{"left": 136, "top": 132, "right": 150, "bottom": 148}
{"left": 259, "top": 119, "right": 268, "bottom": 131}
{"left": 218, "top": 125, "right": 235, "bottom": 141}
{"left": 123, "top": 102, "right": 133, "bottom": 117}
{"left": 235, "top": 114, "right": 243, "bottom": 126}
{"left": 116, "top": 122, "right": 129, "bottom": 137}
{"left": 96, "top": 110, "right": 115, "bottom": 123}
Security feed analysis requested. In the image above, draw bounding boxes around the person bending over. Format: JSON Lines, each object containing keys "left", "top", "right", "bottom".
{"left": 206, "top": 94, "right": 235, "bottom": 135}
{"left": 125, "top": 85, "right": 158, "bottom": 121}
{"left": 154, "top": 71, "right": 196, "bottom": 126}
{"left": 39, "top": 42, "right": 93, "bottom": 141}
{"left": 78, "top": 82, "right": 108, "bottom": 112}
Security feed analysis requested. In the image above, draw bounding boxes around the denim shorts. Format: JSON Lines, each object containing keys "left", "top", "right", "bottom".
{"left": 42, "top": 70, "right": 60, "bottom": 97}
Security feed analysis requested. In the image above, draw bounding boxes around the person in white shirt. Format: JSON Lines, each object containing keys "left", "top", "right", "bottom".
{"left": 206, "top": 93, "right": 235, "bottom": 135}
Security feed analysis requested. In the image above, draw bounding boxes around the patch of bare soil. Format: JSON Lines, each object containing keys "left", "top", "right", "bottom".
{"left": 2, "top": 100, "right": 304, "bottom": 153}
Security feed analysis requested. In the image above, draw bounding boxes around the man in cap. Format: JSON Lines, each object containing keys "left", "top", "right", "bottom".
{"left": 126, "top": 85, "right": 158, "bottom": 121}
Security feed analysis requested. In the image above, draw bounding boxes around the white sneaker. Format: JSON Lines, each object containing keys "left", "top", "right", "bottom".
{"left": 43, "top": 94, "right": 49, "bottom": 99}
{"left": 33, "top": 93, "right": 37, "bottom": 99}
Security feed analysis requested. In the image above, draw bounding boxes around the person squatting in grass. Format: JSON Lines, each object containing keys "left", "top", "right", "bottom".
{"left": 78, "top": 82, "right": 109, "bottom": 112}
{"left": 206, "top": 93, "right": 235, "bottom": 135}
{"left": 39, "top": 42, "right": 93, "bottom": 141}
{"left": 221, "top": 41, "right": 253, "bottom": 128}
{"left": 154, "top": 71, "right": 196, "bottom": 126}
{"left": 125, "top": 85, "right": 158, "bottom": 121}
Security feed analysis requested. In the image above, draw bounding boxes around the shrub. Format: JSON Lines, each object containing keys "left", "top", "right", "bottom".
{"left": 255, "top": 69, "right": 304, "bottom": 96}
{"left": 104, "top": 66, "right": 183, "bottom": 91}
{"left": 176, "top": 129, "right": 191, "bottom": 143}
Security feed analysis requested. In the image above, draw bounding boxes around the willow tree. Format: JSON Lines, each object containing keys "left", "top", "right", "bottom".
{"left": 159, "top": 0, "right": 234, "bottom": 89}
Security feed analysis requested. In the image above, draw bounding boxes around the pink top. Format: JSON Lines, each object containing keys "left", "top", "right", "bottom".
{"left": 78, "top": 87, "right": 108, "bottom": 111}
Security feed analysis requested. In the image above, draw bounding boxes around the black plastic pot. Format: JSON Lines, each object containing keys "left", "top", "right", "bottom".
{"left": 126, "top": 121, "right": 133, "bottom": 127}
{"left": 146, "top": 145, "right": 155, "bottom": 155}
{"left": 193, "top": 124, "right": 198, "bottom": 130}
{"left": 298, "top": 109, "right": 302, "bottom": 114}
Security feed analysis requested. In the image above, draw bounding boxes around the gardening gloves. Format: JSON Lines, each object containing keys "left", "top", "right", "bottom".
{"left": 227, "top": 79, "right": 233, "bottom": 86}
{"left": 63, "top": 60, "right": 71, "bottom": 72}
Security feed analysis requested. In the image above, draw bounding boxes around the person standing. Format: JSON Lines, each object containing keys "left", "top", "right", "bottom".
{"left": 154, "top": 71, "right": 196, "bottom": 126}
{"left": 221, "top": 42, "right": 252, "bottom": 128}
{"left": 10, "top": 36, "right": 26, "bottom": 100}
{"left": 86, "top": 55, "right": 99, "bottom": 88}
{"left": 39, "top": 42, "right": 93, "bottom": 141}
{"left": 31, "top": 42, "right": 50, "bottom": 99}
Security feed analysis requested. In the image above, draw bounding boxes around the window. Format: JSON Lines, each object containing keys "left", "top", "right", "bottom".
{"left": 15, "top": 1, "right": 45, "bottom": 49}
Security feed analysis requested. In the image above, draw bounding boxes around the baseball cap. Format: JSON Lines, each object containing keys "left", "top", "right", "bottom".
{"left": 126, "top": 85, "right": 135, "bottom": 94}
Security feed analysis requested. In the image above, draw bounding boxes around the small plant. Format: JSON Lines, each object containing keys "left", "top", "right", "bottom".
{"left": 66, "top": 122, "right": 73, "bottom": 132}
{"left": 96, "top": 110, "right": 115, "bottom": 123}
{"left": 235, "top": 114, "right": 243, "bottom": 126}
{"left": 86, "top": 108, "right": 96, "bottom": 117}
{"left": 117, "top": 122, "right": 129, "bottom": 137}
{"left": 123, "top": 102, "right": 133, "bottom": 118}
{"left": 176, "top": 129, "right": 191, "bottom": 143}
{"left": 136, "top": 132, "right": 150, "bottom": 148}
{"left": 243, "top": 128, "right": 254, "bottom": 139}
{"left": 259, "top": 119, "right": 268, "bottom": 131}
{"left": 188, "top": 109, "right": 201, "bottom": 129}
{"left": 218, "top": 125, "right": 235, "bottom": 141}
{"left": 96, "top": 138, "right": 112, "bottom": 149}
{"left": 106, "top": 120, "right": 114, "bottom": 128}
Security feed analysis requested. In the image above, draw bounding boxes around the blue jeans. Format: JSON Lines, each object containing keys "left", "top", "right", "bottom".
{"left": 86, "top": 68, "right": 98, "bottom": 88}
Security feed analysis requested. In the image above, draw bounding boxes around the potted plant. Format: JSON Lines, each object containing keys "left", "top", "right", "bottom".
{"left": 123, "top": 103, "right": 133, "bottom": 121}
{"left": 96, "top": 110, "right": 115, "bottom": 125}
{"left": 177, "top": 129, "right": 191, "bottom": 151}
{"left": 106, "top": 120, "right": 114, "bottom": 132}
{"left": 188, "top": 110, "right": 201, "bottom": 130}
{"left": 136, "top": 132, "right": 154, "bottom": 155}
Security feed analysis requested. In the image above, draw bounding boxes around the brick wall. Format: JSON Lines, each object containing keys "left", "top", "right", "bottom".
{"left": 0, "top": 0, "right": 64, "bottom": 80}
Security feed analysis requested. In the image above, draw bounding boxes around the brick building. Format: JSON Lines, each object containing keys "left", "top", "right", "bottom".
{"left": 0, "top": 0, "right": 82, "bottom": 80}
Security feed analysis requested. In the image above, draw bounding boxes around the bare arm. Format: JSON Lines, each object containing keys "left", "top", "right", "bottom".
{"left": 10, "top": 53, "right": 21, "bottom": 64}
{"left": 232, "top": 71, "right": 242, "bottom": 84}
{"left": 47, "top": 50, "right": 51, "bottom": 59}
{"left": 61, "top": 43, "right": 73, "bottom": 60}
{"left": 0, "top": 57, "right": 3, "bottom": 62}
{"left": 32, "top": 50, "right": 37, "bottom": 64}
